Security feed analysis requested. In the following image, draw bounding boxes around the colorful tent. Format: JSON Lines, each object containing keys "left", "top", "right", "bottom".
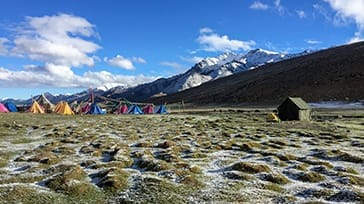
{"left": 81, "top": 103, "right": 91, "bottom": 114}
{"left": 36, "top": 94, "right": 55, "bottom": 113}
{"left": 142, "top": 104, "right": 154, "bottom": 114}
{"left": 28, "top": 101, "right": 45, "bottom": 114}
{"left": 4, "top": 102, "right": 18, "bottom": 112}
{"left": 54, "top": 101, "right": 74, "bottom": 115}
{"left": 155, "top": 105, "right": 168, "bottom": 114}
{"left": 0, "top": 103, "right": 9, "bottom": 113}
{"left": 115, "top": 104, "right": 128, "bottom": 114}
{"left": 87, "top": 103, "right": 106, "bottom": 114}
{"left": 128, "top": 105, "right": 143, "bottom": 114}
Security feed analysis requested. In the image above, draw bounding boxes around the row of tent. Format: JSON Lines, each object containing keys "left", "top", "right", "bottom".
{"left": 0, "top": 102, "right": 18, "bottom": 113}
{"left": 0, "top": 101, "right": 168, "bottom": 115}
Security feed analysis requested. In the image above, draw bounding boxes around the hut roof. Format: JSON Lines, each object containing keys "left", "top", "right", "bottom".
{"left": 285, "top": 97, "right": 311, "bottom": 110}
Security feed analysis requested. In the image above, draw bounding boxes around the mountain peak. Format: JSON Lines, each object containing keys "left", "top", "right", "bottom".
{"left": 247, "top": 48, "right": 279, "bottom": 55}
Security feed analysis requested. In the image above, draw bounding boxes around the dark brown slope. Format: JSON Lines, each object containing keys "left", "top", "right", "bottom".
{"left": 149, "top": 42, "right": 364, "bottom": 106}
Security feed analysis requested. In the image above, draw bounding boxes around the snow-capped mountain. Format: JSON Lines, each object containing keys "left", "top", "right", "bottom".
{"left": 103, "top": 48, "right": 311, "bottom": 101}
{"left": 1, "top": 48, "right": 312, "bottom": 104}
{"left": 161, "top": 49, "right": 310, "bottom": 93}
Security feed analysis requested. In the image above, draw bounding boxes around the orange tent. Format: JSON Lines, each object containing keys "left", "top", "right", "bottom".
{"left": 29, "top": 101, "right": 45, "bottom": 114}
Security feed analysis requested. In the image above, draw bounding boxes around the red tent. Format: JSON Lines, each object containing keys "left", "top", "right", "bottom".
{"left": 115, "top": 104, "right": 128, "bottom": 114}
{"left": 142, "top": 104, "right": 154, "bottom": 114}
{"left": 81, "top": 103, "right": 91, "bottom": 114}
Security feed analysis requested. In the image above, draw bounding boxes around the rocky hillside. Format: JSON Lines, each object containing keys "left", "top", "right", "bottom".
{"left": 150, "top": 42, "right": 364, "bottom": 105}
{"left": 102, "top": 49, "right": 308, "bottom": 102}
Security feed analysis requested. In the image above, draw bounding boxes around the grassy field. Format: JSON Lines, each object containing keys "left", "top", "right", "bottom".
{"left": 0, "top": 109, "right": 363, "bottom": 203}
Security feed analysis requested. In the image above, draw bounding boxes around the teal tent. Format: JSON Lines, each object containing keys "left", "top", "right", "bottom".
{"left": 87, "top": 103, "right": 106, "bottom": 114}
{"left": 155, "top": 105, "right": 168, "bottom": 114}
{"left": 4, "top": 102, "right": 18, "bottom": 112}
{"left": 128, "top": 105, "right": 143, "bottom": 114}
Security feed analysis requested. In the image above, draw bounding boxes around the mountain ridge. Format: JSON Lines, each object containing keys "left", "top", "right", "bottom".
{"left": 149, "top": 42, "right": 364, "bottom": 106}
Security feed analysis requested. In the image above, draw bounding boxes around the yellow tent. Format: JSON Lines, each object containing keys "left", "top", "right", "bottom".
{"left": 267, "top": 112, "right": 280, "bottom": 122}
{"left": 29, "top": 101, "right": 45, "bottom": 114}
{"left": 54, "top": 101, "right": 74, "bottom": 115}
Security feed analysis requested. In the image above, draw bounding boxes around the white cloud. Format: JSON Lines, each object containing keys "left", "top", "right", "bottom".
{"left": 250, "top": 1, "right": 269, "bottom": 10}
{"left": 313, "top": 4, "right": 332, "bottom": 22}
{"left": 296, "top": 10, "right": 306, "bottom": 19}
{"left": 132, "top": 57, "right": 147, "bottom": 64}
{"left": 306, "top": 40, "right": 322, "bottom": 44}
{"left": 160, "top": 61, "right": 185, "bottom": 69}
{"left": 0, "top": 14, "right": 157, "bottom": 90}
{"left": 347, "top": 32, "right": 364, "bottom": 44}
{"left": 12, "top": 14, "right": 100, "bottom": 67}
{"left": 0, "top": 65, "right": 157, "bottom": 88}
{"left": 197, "top": 30, "right": 256, "bottom": 52}
{"left": 274, "top": 0, "right": 285, "bottom": 15}
{"left": 324, "top": 0, "right": 364, "bottom": 29}
{"left": 324, "top": 0, "right": 364, "bottom": 43}
{"left": 200, "top": 27, "right": 214, "bottom": 34}
{"left": 104, "top": 55, "right": 147, "bottom": 70}
{"left": 105, "top": 55, "right": 135, "bottom": 70}
{"left": 0, "top": 38, "right": 9, "bottom": 55}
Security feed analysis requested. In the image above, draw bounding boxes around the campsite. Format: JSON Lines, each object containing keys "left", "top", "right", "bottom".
{"left": 0, "top": 103, "right": 363, "bottom": 203}
{"left": 0, "top": 2, "right": 364, "bottom": 203}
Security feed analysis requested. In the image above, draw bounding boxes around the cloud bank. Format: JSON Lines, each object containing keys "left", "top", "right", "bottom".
{"left": 0, "top": 14, "right": 156, "bottom": 89}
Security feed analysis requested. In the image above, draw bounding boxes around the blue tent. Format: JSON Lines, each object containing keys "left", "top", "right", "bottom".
{"left": 128, "top": 105, "right": 143, "bottom": 114}
{"left": 4, "top": 102, "right": 18, "bottom": 112}
{"left": 87, "top": 103, "right": 105, "bottom": 114}
{"left": 155, "top": 105, "right": 168, "bottom": 114}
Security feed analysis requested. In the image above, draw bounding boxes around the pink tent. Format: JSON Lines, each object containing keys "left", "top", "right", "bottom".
{"left": 142, "top": 104, "right": 154, "bottom": 114}
{"left": 115, "top": 104, "right": 128, "bottom": 114}
{"left": 0, "top": 103, "right": 9, "bottom": 113}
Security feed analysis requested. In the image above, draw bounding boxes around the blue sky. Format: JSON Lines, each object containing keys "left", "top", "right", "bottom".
{"left": 0, "top": 0, "right": 363, "bottom": 99}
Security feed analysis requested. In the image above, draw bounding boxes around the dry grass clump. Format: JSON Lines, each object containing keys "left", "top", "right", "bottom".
{"left": 92, "top": 168, "right": 130, "bottom": 192}
{"left": 133, "top": 155, "right": 172, "bottom": 172}
{"left": 43, "top": 165, "right": 86, "bottom": 191}
{"left": 285, "top": 171, "right": 326, "bottom": 183}
{"left": 238, "top": 142, "right": 261, "bottom": 152}
{"left": 223, "top": 171, "right": 256, "bottom": 181}
{"left": 228, "top": 162, "right": 271, "bottom": 174}
{"left": 260, "top": 173, "right": 290, "bottom": 185}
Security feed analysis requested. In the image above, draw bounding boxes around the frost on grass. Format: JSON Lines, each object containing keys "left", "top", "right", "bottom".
{"left": 0, "top": 110, "right": 363, "bottom": 203}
